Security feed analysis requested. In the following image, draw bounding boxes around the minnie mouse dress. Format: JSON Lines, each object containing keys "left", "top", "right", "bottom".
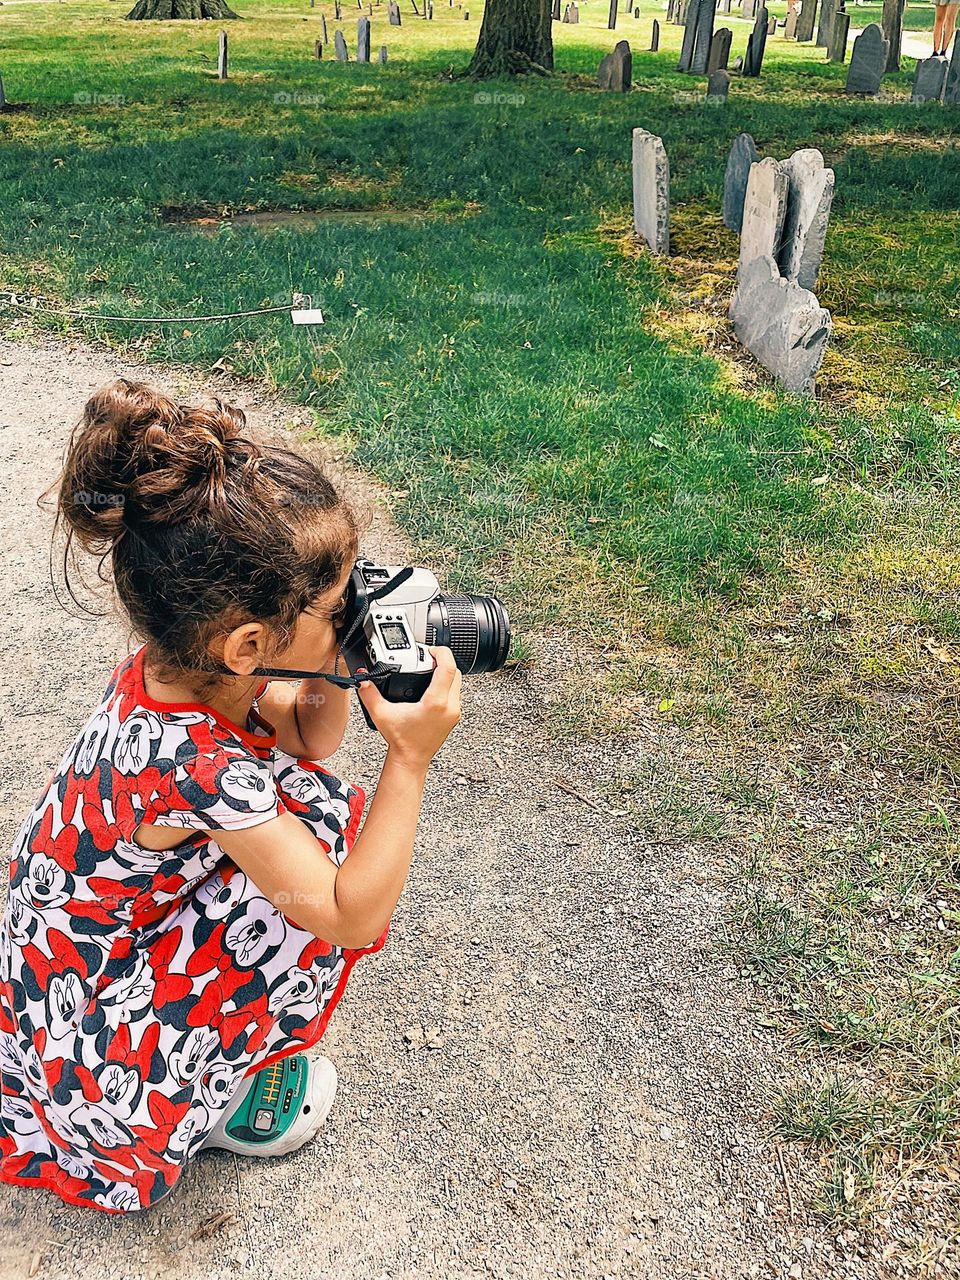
{"left": 0, "top": 646, "right": 388, "bottom": 1213}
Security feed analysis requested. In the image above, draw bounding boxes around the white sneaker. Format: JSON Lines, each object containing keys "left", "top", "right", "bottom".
{"left": 201, "top": 1053, "right": 338, "bottom": 1157}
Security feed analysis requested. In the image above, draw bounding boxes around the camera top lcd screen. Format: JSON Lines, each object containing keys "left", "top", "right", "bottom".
{"left": 379, "top": 621, "right": 410, "bottom": 650}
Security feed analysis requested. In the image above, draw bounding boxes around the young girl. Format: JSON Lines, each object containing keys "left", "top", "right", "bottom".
{"left": 0, "top": 379, "right": 461, "bottom": 1213}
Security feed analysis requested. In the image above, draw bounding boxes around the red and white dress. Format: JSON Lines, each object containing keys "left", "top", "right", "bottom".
{"left": 0, "top": 646, "right": 388, "bottom": 1213}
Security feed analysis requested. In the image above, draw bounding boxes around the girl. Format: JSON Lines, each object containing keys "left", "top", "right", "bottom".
{"left": 933, "top": 2, "right": 959, "bottom": 55}
{"left": 0, "top": 379, "right": 461, "bottom": 1213}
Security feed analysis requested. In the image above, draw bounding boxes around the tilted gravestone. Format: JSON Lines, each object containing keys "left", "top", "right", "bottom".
{"left": 707, "top": 67, "right": 731, "bottom": 97}
{"left": 845, "top": 23, "right": 888, "bottom": 93}
{"left": 598, "top": 40, "right": 632, "bottom": 90}
{"left": 334, "top": 29, "right": 349, "bottom": 59}
{"left": 777, "top": 148, "right": 835, "bottom": 289}
{"left": 743, "top": 6, "right": 770, "bottom": 75}
{"left": 678, "top": 0, "right": 715, "bottom": 72}
{"left": 729, "top": 256, "right": 832, "bottom": 395}
{"left": 912, "top": 55, "right": 948, "bottom": 101}
{"left": 816, "top": 0, "right": 836, "bottom": 47}
{"left": 784, "top": 3, "right": 799, "bottom": 37}
{"left": 723, "top": 132, "right": 759, "bottom": 232}
{"left": 796, "top": 0, "right": 817, "bottom": 41}
{"left": 357, "top": 16, "right": 371, "bottom": 60}
{"left": 738, "top": 157, "right": 789, "bottom": 276}
{"left": 632, "top": 128, "right": 670, "bottom": 255}
{"left": 881, "top": 0, "right": 904, "bottom": 70}
{"left": 322, "top": 12, "right": 329, "bottom": 40}
{"left": 828, "top": 11, "right": 849, "bottom": 60}
{"left": 650, "top": 18, "right": 660, "bottom": 48}
{"left": 945, "top": 37, "right": 960, "bottom": 103}
{"left": 708, "top": 27, "right": 732, "bottom": 70}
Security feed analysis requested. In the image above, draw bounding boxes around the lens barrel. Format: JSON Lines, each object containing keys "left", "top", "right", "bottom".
{"left": 425, "top": 594, "right": 511, "bottom": 674}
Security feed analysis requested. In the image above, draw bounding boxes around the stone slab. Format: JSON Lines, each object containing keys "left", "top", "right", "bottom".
{"left": 729, "top": 254, "right": 832, "bottom": 394}
{"left": 632, "top": 127, "right": 670, "bottom": 254}
{"left": 723, "top": 131, "right": 759, "bottom": 232}
{"left": 912, "top": 55, "right": 948, "bottom": 101}
{"left": 776, "top": 147, "right": 835, "bottom": 290}
{"left": 598, "top": 39, "right": 632, "bottom": 89}
{"left": 845, "top": 22, "right": 889, "bottom": 93}
{"left": 738, "top": 156, "right": 788, "bottom": 275}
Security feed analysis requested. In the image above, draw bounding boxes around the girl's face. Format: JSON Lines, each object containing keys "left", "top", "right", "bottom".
{"left": 273, "top": 556, "right": 356, "bottom": 674}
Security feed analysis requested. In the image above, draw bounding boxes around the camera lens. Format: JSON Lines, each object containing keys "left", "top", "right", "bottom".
{"left": 425, "top": 594, "right": 511, "bottom": 674}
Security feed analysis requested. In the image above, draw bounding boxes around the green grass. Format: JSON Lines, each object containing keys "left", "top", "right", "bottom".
{"left": 1, "top": 0, "right": 960, "bottom": 1254}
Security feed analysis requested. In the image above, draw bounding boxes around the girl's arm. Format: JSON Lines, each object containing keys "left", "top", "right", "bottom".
{"left": 211, "top": 648, "right": 461, "bottom": 947}
{"left": 258, "top": 679, "right": 351, "bottom": 761}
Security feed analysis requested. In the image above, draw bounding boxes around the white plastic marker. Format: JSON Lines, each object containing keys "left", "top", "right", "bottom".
{"left": 291, "top": 293, "right": 325, "bottom": 326}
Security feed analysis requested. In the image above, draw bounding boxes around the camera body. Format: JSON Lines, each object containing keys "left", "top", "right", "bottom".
{"left": 338, "top": 559, "right": 511, "bottom": 705}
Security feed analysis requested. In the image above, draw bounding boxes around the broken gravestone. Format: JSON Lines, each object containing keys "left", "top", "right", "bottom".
{"left": 738, "top": 157, "right": 789, "bottom": 277}
{"left": 845, "top": 23, "right": 888, "bottom": 94}
{"left": 912, "top": 55, "right": 948, "bottom": 102}
{"left": 334, "top": 29, "right": 349, "bottom": 59}
{"left": 730, "top": 256, "right": 832, "bottom": 394}
{"left": 598, "top": 40, "right": 632, "bottom": 90}
{"left": 777, "top": 148, "right": 835, "bottom": 289}
{"left": 723, "top": 132, "right": 759, "bottom": 233}
{"left": 389, "top": 0, "right": 401, "bottom": 22}
{"left": 632, "top": 128, "right": 670, "bottom": 254}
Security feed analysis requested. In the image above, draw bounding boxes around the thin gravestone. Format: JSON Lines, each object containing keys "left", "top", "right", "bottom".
{"left": 707, "top": 67, "right": 731, "bottom": 97}
{"left": 334, "top": 28, "right": 349, "bottom": 58}
{"left": 708, "top": 26, "right": 732, "bottom": 69}
{"left": 378, "top": 43, "right": 387, "bottom": 60}
{"left": 777, "top": 148, "right": 835, "bottom": 289}
{"left": 730, "top": 256, "right": 832, "bottom": 395}
{"left": 315, "top": 38, "right": 323, "bottom": 56}
{"left": 335, "top": 0, "right": 342, "bottom": 16}
{"left": 389, "top": 0, "right": 401, "bottom": 20}
{"left": 357, "top": 15, "right": 371, "bottom": 59}
{"left": 767, "top": 14, "right": 775, "bottom": 32}
{"left": 881, "top": 0, "right": 904, "bottom": 70}
{"left": 828, "top": 10, "right": 849, "bottom": 60}
{"left": 784, "top": 2, "right": 798, "bottom": 36}
{"left": 650, "top": 18, "right": 660, "bottom": 47}
{"left": 738, "top": 156, "right": 788, "bottom": 275}
{"left": 598, "top": 39, "right": 632, "bottom": 89}
{"left": 796, "top": 0, "right": 817, "bottom": 41}
{"left": 845, "top": 22, "right": 888, "bottom": 93}
{"left": 632, "top": 128, "right": 670, "bottom": 255}
{"left": 677, "top": 0, "right": 699, "bottom": 67}
{"left": 635, "top": 6, "right": 640, "bottom": 16}
{"left": 743, "top": 5, "right": 769, "bottom": 75}
{"left": 217, "top": 30, "right": 228, "bottom": 79}
{"left": 322, "top": 12, "right": 328, "bottom": 38}
{"left": 721, "top": 0, "right": 731, "bottom": 10}
{"left": 945, "top": 36, "right": 960, "bottom": 102}
{"left": 553, "top": 0, "right": 561, "bottom": 18}
{"left": 723, "top": 132, "right": 759, "bottom": 232}
{"left": 692, "top": 0, "right": 717, "bottom": 71}
{"left": 608, "top": 0, "right": 618, "bottom": 27}
{"left": 912, "top": 55, "right": 948, "bottom": 101}
{"left": 742, "top": 0, "right": 756, "bottom": 17}
{"left": 816, "top": 0, "right": 835, "bottom": 46}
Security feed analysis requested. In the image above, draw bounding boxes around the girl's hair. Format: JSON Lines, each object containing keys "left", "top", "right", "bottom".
{"left": 50, "top": 378, "right": 358, "bottom": 689}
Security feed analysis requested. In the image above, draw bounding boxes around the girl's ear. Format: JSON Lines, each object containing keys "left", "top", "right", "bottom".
{"left": 219, "top": 622, "right": 271, "bottom": 676}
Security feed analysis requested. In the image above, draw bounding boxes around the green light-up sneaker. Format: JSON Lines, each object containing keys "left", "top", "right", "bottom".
{"left": 201, "top": 1054, "right": 338, "bottom": 1158}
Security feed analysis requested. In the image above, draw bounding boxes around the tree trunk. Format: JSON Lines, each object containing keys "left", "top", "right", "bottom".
{"left": 127, "top": 0, "right": 239, "bottom": 18}
{"left": 465, "top": 0, "right": 553, "bottom": 77}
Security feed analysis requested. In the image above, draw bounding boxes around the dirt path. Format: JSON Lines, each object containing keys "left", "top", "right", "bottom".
{"left": 0, "top": 335, "right": 810, "bottom": 1280}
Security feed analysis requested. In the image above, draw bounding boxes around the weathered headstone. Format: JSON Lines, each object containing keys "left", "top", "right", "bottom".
{"left": 777, "top": 148, "right": 835, "bottom": 289}
{"left": 738, "top": 157, "right": 788, "bottom": 275}
{"left": 357, "top": 16, "right": 371, "bottom": 60}
{"left": 335, "top": 28, "right": 349, "bottom": 59}
{"left": 784, "top": 3, "right": 799, "bottom": 37}
{"left": 743, "top": 6, "right": 769, "bottom": 75}
{"left": 650, "top": 18, "right": 660, "bottom": 48}
{"left": 828, "top": 11, "right": 849, "bottom": 60}
{"left": 707, "top": 67, "right": 731, "bottom": 97}
{"left": 608, "top": 0, "right": 619, "bottom": 27}
{"left": 678, "top": 0, "right": 715, "bottom": 72}
{"left": 217, "top": 29, "right": 228, "bottom": 79}
{"left": 730, "top": 255, "right": 832, "bottom": 395}
{"left": 389, "top": 0, "right": 401, "bottom": 21}
{"left": 912, "top": 55, "right": 948, "bottom": 101}
{"left": 553, "top": 0, "right": 561, "bottom": 18}
{"left": 723, "top": 132, "right": 759, "bottom": 232}
{"left": 634, "top": 5, "right": 640, "bottom": 16}
{"left": 732, "top": 53, "right": 744, "bottom": 70}
{"left": 632, "top": 128, "right": 670, "bottom": 255}
{"left": 844, "top": 23, "right": 888, "bottom": 93}
{"left": 598, "top": 40, "right": 632, "bottom": 89}
{"left": 322, "top": 12, "right": 329, "bottom": 39}
{"left": 815, "top": 0, "right": 835, "bottom": 47}
{"left": 721, "top": 0, "right": 732, "bottom": 12}
{"left": 378, "top": 43, "right": 388, "bottom": 61}
{"left": 335, "top": 0, "right": 342, "bottom": 16}
{"left": 767, "top": 14, "right": 776, "bottom": 32}
{"left": 945, "top": 35, "right": 960, "bottom": 102}
{"left": 796, "top": 0, "right": 817, "bottom": 41}
{"left": 881, "top": 0, "right": 904, "bottom": 70}
{"left": 315, "top": 38, "right": 323, "bottom": 57}
{"left": 742, "top": 0, "right": 756, "bottom": 18}
{"left": 569, "top": 2, "right": 580, "bottom": 19}
{"left": 708, "top": 26, "right": 732, "bottom": 69}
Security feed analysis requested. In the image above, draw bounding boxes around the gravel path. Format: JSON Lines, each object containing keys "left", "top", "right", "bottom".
{"left": 0, "top": 335, "right": 814, "bottom": 1280}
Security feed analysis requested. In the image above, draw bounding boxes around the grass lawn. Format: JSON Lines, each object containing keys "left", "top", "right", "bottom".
{"left": 1, "top": 0, "right": 959, "bottom": 1263}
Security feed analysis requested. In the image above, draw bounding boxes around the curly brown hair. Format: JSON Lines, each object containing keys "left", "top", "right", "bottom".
{"left": 48, "top": 378, "right": 358, "bottom": 692}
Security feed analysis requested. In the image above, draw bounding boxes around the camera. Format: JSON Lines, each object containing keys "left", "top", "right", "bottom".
{"left": 337, "top": 558, "right": 511, "bottom": 706}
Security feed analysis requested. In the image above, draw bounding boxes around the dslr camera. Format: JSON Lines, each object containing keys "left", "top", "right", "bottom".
{"left": 336, "top": 558, "right": 511, "bottom": 707}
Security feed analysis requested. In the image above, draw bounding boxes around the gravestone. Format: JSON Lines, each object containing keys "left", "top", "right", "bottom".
{"left": 708, "top": 27, "right": 732, "bottom": 70}
{"left": 389, "top": 0, "right": 401, "bottom": 20}
{"left": 738, "top": 157, "right": 789, "bottom": 275}
{"left": 881, "top": 0, "right": 904, "bottom": 70}
{"left": 845, "top": 23, "right": 888, "bottom": 93}
{"left": 828, "top": 11, "right": 849, "bottom": 60}
{"left": 721, "top": 0, "right": 731, "bottom": 11}
{"left": 767, "top": 14, "right": 775, "bottom": 32}
{"left": 334, "top": 28, "right": 349, "bottom": 58}
{"left": 315, "top": 38, "right": 323, "bottom": 56}
{"left": 742, "top": 0, "right": 756, "bottom": 18}
{"left": 777, "top": 148, "right": 835, "bottom": 289}
{"left": 570, "top": 2, "right": 580, "bottom": 19}
{"left": 598, "top": 41, "right": 632, "bottom": 89}
{"left": 796, "top": 0, "right": 817, "bottom": 41}
{"left": 743, "top": 6, "right": 769, "bottom": 75}
{"left": 650, "top": 18, "right": 660, "bottom": 48}
{"left": 729, "top": 256, "right": 832, "bottom": 394}
{"left": 732, "top": 54, "right": 744, "bottom": 69}
{"left": 707, "top": 67, "right": 731, "bottom": 97}
{"left": 912, "top": 55, "right": 948, "bottom": 101}
{"left": 632, "top": 128, "right": 670, "bottom": 255}
{"left": 815, "top": 0, "right": 835, "bottom": 46}
{"left": 553, "top": 0, "right": 561, "bottom": 18}
{"left": 784, "top": 2, "right": 798, "bottom": 36}
{"left": 635, "top": 5, "right": 640, "bottom": 15}
{"left": 357, "top": 16, "right": 371, "bottom": 60}
{"left": 945, "top": 36, "right": 960, "bottom": 102}
{"left": 723, "top": 132, "right": 759, "bottom": 232}
{"left": 322, "top": 12, "right": 329, "bottom": 39}
{"left": 335, "top": 0, "right": 342, "bottom": 16}
{"left": 217, "top": 29, "right": 228, "bottom": 79}
{"left": 378, "top": 44, "right": 388, "bottom": 61}
{"left": 608, "top": 0, "right": 618, "bottom": 27}
{"left": 678, "top": 0, "right": 715, "bottom": 72}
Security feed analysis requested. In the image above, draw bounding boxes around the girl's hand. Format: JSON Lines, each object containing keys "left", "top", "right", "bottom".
{"left": 357, "top": 646, "right": 462, "bottom": 770}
